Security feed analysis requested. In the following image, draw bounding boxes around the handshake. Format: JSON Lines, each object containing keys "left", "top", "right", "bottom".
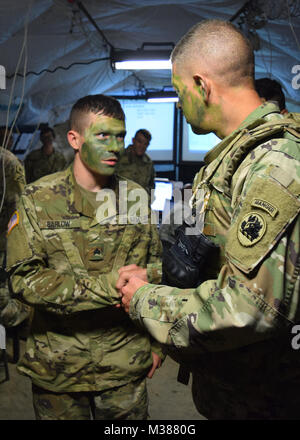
{"left": 116, "top": 264, "right": 148, "bottom": 313}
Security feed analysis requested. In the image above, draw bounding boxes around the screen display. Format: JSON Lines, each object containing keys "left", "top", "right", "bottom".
{"left": 182, "top": 120, "right": 220, "bottom": 162}
{"left": 151, "top": 179, "right": 173, "bottom": 212}
{"left": 119, "top": 99, "right": 175, "bottom": 161}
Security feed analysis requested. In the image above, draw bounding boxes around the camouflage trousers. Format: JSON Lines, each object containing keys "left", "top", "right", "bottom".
{"left": 32, "top": 378, "right": 148, "bottom": 420}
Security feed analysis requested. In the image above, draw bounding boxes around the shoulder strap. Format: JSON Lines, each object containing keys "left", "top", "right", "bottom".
{"left": 215, "top": 116, "right": 300, "bottom": 192}
{"left": 191, "top": 114, "right": 300, "bottom": 204}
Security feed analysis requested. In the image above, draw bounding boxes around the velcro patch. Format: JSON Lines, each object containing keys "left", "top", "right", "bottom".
{"left": 225, "top": 175, "right": 300, "bottom": 273}
{"left": 7, "top": 211, "right": 19, "bottom": 236}
{"left": 251, "top": 198, "right": 278, "bottom": 217}
{"left": 39, "top": 219, "right": 81, "bottom": 229}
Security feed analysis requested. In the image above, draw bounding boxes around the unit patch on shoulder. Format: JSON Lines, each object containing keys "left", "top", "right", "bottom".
{"left": 251, "top": 198, "right": 278, "bottom": 217}
{"left": 237, "top": 212, "right": 266, "bottom": 247}
{"left": 7, "top": 211, "right": 19, "bottom": 236}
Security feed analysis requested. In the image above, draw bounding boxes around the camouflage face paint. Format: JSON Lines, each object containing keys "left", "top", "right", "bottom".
{"left": 172, "top": 70, "right": 206, "bottom": 132}
{"left": 81, "top": 115, "right": 126, "bottom": 176}
{"left": 172, "top": 66, "right": 222, "bottom": 135}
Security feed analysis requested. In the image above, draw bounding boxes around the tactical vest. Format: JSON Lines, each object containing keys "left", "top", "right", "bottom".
{"left": 192, "top": 113, "right": 300, "bottom": 201}
{"left": 176, "top": 113, "right": 300, "bottom": 386}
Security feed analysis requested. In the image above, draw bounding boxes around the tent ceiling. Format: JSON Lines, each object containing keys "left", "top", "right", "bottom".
{"left": 0, "top": 0, "right": 299, "bottom": 126}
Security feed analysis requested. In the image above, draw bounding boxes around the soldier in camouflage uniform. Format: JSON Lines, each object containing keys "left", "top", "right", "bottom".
{"left": 6, "top": 95, "right": 164, "bottom": 420}
{"left": 0, "top": 127, "right": 30, "bottom": 330}
{"left": 116, "top": 129, "right": 155, "bottom": 194}
{"left": 24, "top": 126, "right": 66, "bottom": 184}
{"left": 117, "top": 20, "right": 300, "bottom": 419}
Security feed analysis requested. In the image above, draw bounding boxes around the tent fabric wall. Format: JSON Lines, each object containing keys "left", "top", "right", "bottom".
{"left": 0, "top": 0, "right": 299, "bottom": 127}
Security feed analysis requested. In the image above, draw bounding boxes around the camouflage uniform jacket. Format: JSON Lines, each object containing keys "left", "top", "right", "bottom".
{"left": 24, "top": 147, "right": 66, "bottom": 184}
{"left": 6, "top": 165, "right": 163, "bottom": 393}
{"left": 116, "top": 145, "right": 155, "bottom": 194}
{"left": 0, "top": 147, "right": 30, "bottom": 327}
{"left": 128, "top": 103, "right": 300, "bottom": 419}
{"left": 0, "top": 147, "right": 26, "bottom": 261}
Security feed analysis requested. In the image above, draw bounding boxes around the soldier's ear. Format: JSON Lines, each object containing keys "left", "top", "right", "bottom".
{"left": 67, "top": 130, "right": 82, "bottom": 151}
{"left": 193, "top": 74, "right": 210, "bottom": 103}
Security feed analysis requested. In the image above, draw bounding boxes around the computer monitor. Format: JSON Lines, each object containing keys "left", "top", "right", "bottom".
{"left": 182, "top": 120, "right": 220, "bottom": 161}
{"left": 119, "top": 99, "right": 175, "bottom": 161}
{"left": 151, "top": 179, "right": 173, "bottom": 212}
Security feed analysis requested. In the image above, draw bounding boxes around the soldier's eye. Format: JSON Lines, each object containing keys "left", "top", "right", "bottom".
{"left": 96, "top": 132, "right": 109, "bottom": 139}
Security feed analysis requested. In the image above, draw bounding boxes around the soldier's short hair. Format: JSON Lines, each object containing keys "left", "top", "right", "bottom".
{"left": 135, "top": 129, "right": 152, "bottom": 142}
{"left": 69, "top": 94, "right": 125, "bottom": 134}
{"left": 40, "top": 126, "right": 55, "bottom": 140}
{"left": 255, "top": 77, "right": 286, "bottom": 111}
{"left": 171, "top": 19, "right": 255, "bottom": 86}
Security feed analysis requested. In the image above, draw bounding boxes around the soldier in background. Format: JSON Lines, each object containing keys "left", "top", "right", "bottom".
{"left": 116, "top": 129, "right": 155, "bottom": 194}
{"left": 0, "top": 126, "right": 30, "bottom": 331}
{"left": 255, "top": 77, "right": 288, "bottom": 114}
{"left": 24, "top": 126, "right": 66, "bottom": 183}
{"left": 117, "top": 19, "right": 300, "bottom": 419}
{"left": 6, "top": 95, "right": 163, "bottom": 420}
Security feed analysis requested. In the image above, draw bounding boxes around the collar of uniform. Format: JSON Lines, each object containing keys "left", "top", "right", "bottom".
{"left": 204, "top": 102, "right": 280, "bottom": 165}
{"left": 72, "top": 166, "right": 118, "bottom": 218}
{"left": 238, "top": 101, "right": 280, "bottom": 129}
{"left": 40, "top": 146, "right": 56, "bottom": 157}
{"left": 68, "top": 165, "right": 94, "bottom": 218}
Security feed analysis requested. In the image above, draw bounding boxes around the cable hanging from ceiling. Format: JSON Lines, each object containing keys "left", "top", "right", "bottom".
{"left": 231, "top": 0, "right": 300, "bottom": 52}
{"left": 6, "top": 57, "right": 110, "bottom": 79}
{"left": 0, "top": 0, "right": 32, "bottom": 216}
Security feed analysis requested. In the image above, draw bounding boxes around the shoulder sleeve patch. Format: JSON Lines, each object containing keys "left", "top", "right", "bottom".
{"left": 225, "top": 175, "right": 300, "bottom": 273}
{"left": 237, "top": 211, "right": 266, "bottom": 246}
{"left": 7, "top": 211, "right": 19, "bottom": 236}
{"left": 6, "top": 197, "right": 36, "bottom": 270}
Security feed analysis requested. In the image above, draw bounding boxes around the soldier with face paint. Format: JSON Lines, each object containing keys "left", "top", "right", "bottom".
{"left": 6, "top": 95, "right": 164, "bottom": 420}
{"left": 117, "top": 20, "right": 300, "bottom": 420}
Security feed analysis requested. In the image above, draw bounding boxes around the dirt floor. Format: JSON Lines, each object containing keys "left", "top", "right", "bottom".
{"left": 0, "top": 334, "right": 206, "bottom": 421}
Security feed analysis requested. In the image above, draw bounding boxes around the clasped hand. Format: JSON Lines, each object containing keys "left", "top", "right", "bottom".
{"left": 115, "top": 264, "right": 148, "bottom": 313}
{"left": 115, "top": 265, "right": 162, "bottom": 378}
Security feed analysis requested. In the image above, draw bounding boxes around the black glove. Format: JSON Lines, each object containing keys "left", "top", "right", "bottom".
{"left": 161, "top": 223, "right": 219, "bottom": 288}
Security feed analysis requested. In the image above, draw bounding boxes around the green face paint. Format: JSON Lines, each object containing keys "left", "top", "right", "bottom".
{"left": 172, "top": 72, "right": 206, "bottom": 132}
{"left": 172, "top": 70, "right": 223, "bottom": 135}
{"left": 81, "top": 115, "right": 126, "bottom": 176}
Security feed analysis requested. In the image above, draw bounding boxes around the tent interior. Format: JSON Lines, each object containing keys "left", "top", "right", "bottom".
{"left": 0, "top": 0, "right": 299, "bottom": 183}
